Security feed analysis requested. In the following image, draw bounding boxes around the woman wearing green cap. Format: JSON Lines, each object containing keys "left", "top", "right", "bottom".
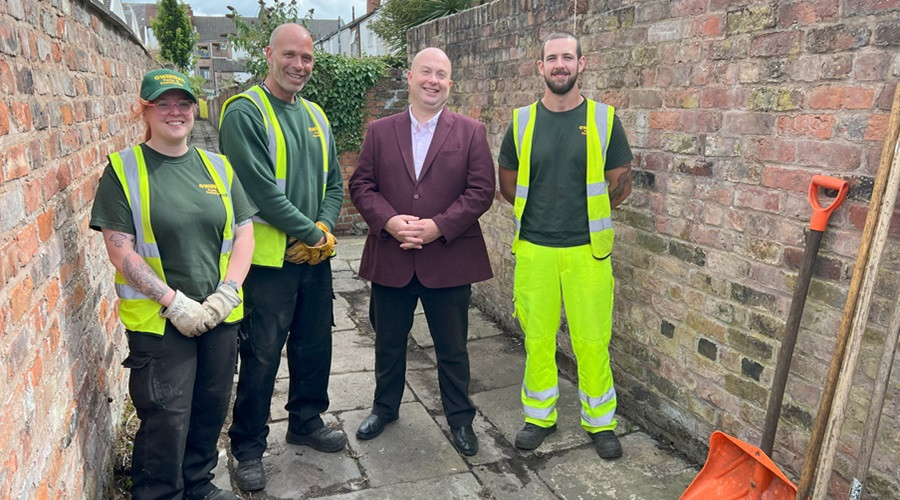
{"left": 90, "top": 69, "right": 256, "bottom": 500}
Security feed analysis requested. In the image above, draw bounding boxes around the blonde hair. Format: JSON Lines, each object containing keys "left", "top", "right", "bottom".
{"left": 131, "top": 98, "right": 153, "bottom": 142}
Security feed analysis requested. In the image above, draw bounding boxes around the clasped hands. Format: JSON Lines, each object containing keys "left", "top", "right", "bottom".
{"left": 159, "top": 283, "right": 242, "bottom": 337}
{"left": 385, "top": 214, "right": 441, "bottom": 250}
{"left": 285, "top": 221, "right": 336, "bottom": 265}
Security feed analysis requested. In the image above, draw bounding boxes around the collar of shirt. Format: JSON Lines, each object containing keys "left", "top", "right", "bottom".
{"left": 409, "top": 106, "right": 442, "bottom": 135}
{"left": 409, "top": 107, "right": 443, "bottom": 179}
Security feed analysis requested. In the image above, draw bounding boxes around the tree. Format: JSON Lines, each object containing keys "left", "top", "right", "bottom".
{"left": 151, "top": 0, "right": 196, "bottom": 71}
{"left": 371, "top": 0, "right": 482, "bottom": 53}
{"left": 226, "top": 0, "right": 312, "bottom": 81}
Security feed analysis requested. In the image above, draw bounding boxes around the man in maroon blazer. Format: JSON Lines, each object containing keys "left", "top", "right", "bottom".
{"left": 349, "top": 47, "right": 495, "bottom": 456}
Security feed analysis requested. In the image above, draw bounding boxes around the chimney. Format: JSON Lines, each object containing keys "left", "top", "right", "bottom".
{"left": 367, "top": 0, "right": 381, "bottom": 14}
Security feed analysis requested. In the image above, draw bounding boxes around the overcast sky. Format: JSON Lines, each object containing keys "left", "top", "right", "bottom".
{"left": 130, "top": 0, "right": 369, "bottom": 23}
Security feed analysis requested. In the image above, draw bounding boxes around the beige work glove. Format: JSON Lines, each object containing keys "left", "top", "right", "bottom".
{"left": 284, "top": 222, "right": 336, "bottom": 265}
{"left": 159, "top": 290, "right": 214, "bottom": 337}
{"left": 202, "top": 283, "right": 242, "bottom": 329}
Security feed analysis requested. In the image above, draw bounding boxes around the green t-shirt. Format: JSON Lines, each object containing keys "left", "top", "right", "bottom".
{"left": 90, "top": 144, "right": 257, "bottom": 302}
{"left": 218, "top": 89, "right": 344, "bottom": 246}
{"left": 498, "top": 99, "right": 633, "bottom": 247}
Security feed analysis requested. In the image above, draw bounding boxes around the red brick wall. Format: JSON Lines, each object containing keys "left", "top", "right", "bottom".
{"left": 0, "top": 0, "right": 152, "bottom": 496}
{"left": 410, "top": 0, "right": 900, "bottom": 496}
{"left": 335, "top": 67, "right": 408, "bottom": 234}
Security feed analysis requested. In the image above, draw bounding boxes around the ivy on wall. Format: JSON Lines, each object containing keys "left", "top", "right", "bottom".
{"left": 302, "top": 52, "right": 400, "bottom": 155}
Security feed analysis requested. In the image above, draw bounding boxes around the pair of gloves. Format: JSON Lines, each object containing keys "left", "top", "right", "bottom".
{"left": 160, "top": 283, "right": 241, "bottom": 337}
{"left": 285, "top": 221, "right": 336, "bottom": 265}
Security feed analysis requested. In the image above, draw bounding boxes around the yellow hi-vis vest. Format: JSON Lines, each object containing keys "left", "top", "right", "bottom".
{"left": 220, "top": 85, "right": 331, "bottom": 267}
{"left": 512, "top": 99, "right": 616, "bottom": 259}
{"left": 108, "top": 145, "right": 244, "bottom": 335}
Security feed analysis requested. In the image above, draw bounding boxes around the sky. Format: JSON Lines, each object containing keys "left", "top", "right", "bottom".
{"left": 133, "top": 0, "right": 369, "bottom": 23}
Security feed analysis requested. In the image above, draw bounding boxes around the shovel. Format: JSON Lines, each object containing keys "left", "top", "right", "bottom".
{"left": 681, "top": 175, "right": 849, "bottom": 500}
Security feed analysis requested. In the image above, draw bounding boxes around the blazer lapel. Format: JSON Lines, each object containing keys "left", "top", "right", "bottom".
{"left": 418, "top": 110, "right": 454, "bottom": 182}
{"left": 393, "top": 112, "right": 417, "bottom": 182}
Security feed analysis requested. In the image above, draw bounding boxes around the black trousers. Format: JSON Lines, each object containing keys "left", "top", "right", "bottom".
{"left": 370, "top": 275, "right": 475, "bottom": 427}
{"left": 229, "top": 261, "right": 334, "bottom": 461}
{"left": 125, "top": 321, "right": 238, "bottom": 500}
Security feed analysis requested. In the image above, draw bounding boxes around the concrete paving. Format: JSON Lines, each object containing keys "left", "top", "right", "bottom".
{"left": 191, "top": 120, "right": 700, "bottom": 499}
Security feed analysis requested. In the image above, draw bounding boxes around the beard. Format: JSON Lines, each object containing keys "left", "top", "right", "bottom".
{"left": 544, "top": 69, "right": 578, "bottom": 95}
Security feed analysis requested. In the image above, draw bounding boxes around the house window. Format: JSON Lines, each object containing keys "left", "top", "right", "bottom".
{"left": 199, "top": 68, "right": 210, "bottom": 79}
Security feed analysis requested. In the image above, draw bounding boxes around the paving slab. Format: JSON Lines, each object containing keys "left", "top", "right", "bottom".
{"left": 335, "top": 237, "right": 366, "bottom": 261}
{"left": 328, "top": 371, "right": 414, "bottom": 413}
{"left": 538, "top": 431, "right": 698, "bottom": 499}
{"left": 434, "top": 413, "right": 517, "bottom": 467}
{"left": 472, "top": 461, "right": 555, "bottom": 499}
{"left": 333, "top": 274, "right": 368, "bottom": 293}
{"left": 342, "top": 403, "right": 469, "bottom": 488}
{"left": 255, "top": 420, "right": 363, "bottom": 499}
{"left": 424, "top": 335, "right": 526, "bottom": 393}
{"left": 333, "top": 294, "right": 356, "bottom": 331}
{"left": 317, "top": 472, "right": 484, "bottom": 499}
{"left": 331, "top": 329, "right": 376, "bottom": 374}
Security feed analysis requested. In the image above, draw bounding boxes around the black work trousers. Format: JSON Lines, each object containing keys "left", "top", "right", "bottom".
{"left": 229, "top": 261, "right": 334, "bottom": 461}
{"left": 125, "top": 321, "right": 238, "bottom": 500}
{"left": 370, "top": 275, "right": 475, "bottom": 428}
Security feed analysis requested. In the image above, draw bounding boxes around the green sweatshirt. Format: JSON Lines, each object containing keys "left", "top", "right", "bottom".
{"left": 218, "top": 88, "right": 344, "bottom": 246}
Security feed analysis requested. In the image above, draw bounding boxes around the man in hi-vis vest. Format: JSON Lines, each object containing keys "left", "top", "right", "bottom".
{"left": 498, "top": 32, "right": 634, "bottom": 460}
{"left": 218, "top": 23, "right": 345, "bottom": 492}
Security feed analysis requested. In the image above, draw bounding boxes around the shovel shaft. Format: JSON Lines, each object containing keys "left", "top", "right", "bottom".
{"left": 760, "top": 229, "right": 824, "bottom": 456}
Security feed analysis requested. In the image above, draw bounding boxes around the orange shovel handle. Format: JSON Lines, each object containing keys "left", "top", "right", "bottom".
{"left": 808, "top": 175, "right": 849, "bottom": 232}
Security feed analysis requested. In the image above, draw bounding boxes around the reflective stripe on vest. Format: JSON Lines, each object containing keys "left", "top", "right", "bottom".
{"left": 220, "top": 85, "right": 331, "bottom": 267}
{"left": 109, "top": 146, "right": 243, "bottom": 334}
{"left": 511, "top": 99, "right": 615, "bottom": 258}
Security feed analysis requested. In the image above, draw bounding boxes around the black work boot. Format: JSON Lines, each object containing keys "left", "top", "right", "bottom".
{"left": 514, "top": 423, "right": 557, "bottom": 450}
{"left": 286, "top": 426, "right": 348, "bottom": 452}
{"left": 591, "top": 430, "right": 623, "bottom": 459}
{"left": 234, "top": 458, "right": 266, "bottom": 492}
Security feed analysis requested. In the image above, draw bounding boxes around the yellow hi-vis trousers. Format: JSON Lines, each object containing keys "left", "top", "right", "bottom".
{"left": 513, "top": 240, "right": 617, "bottom": 433}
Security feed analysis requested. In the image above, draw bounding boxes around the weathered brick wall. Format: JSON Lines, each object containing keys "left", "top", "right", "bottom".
{"left": 0, "top": 0, "right": 152, "bottom": 496}
{"left": 336, "top": 67, "right": 409, "bottom": 234}
{"left": 410, "top": 0, "right": 900, "bottom": 496}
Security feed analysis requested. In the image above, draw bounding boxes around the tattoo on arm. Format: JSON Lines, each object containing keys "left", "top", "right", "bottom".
{"left": 109, "top": 232, "right": 136, "bottom": 249}
{"left": 236, "top": 218, "right": 253, "bottom": 227}
{"left": 609, "top": 167, "right": 632, "bottom": 205}
{"left": 122, "top": 256, "right": 169, "bottom": 302}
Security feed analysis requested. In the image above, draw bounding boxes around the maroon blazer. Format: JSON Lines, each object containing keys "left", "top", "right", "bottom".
{"left": 349, "top": 109, "right": 495, "bottom": 288}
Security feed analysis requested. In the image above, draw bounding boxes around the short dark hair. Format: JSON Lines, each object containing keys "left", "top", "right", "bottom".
{"left": 541, "top": 32, "right": 581, "bottom": 60}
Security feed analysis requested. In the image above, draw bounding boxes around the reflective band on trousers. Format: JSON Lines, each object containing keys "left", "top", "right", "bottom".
{"left": 522, "top": 383, "right": 559, "bottom": 420}
{"left": 580, "top": 387, "right": 617, "bottom": 427}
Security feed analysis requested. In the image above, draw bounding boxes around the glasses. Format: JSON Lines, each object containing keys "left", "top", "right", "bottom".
{"left": 149, "top": 100, "right": 195, "bottom": 115}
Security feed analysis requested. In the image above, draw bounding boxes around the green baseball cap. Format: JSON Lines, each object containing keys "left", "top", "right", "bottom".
{"left": 140, "top": 69, "right": 197, "bottom": 102}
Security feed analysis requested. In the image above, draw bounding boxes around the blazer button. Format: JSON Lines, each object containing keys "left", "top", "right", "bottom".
{"left": 413, "top": 194, "right": 420, "bottom": 200}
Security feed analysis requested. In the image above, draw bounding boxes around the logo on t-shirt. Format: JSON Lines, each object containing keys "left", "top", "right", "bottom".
{"left": 309, "top": 126, "right": 321, "bottom": 138}
{"left": 579, "top": 125, "right": 588, "bottom": 136}
{"left": 199, "top": 183, "right": 220, "bottom": 195}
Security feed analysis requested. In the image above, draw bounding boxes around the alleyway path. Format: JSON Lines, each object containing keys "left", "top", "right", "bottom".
{"left": 190, "top": 119, "right": 699, "bottom": 499}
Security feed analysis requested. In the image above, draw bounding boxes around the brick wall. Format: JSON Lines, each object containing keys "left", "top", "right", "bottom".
{"left": 410, "top": 0, "right": 900, "bottom": 496}
{"left": 0, "top": 0, "right": 152, "bottom": 496}
{"left": 336, "top": 67, "right": 409, "bottom": 234}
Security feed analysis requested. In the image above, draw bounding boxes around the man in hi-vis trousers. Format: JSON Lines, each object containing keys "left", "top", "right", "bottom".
{"left": 497, "top": 31, "right": 634, "bottom": 459}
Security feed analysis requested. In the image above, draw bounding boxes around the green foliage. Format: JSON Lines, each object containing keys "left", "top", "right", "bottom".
{"left": 302, "top": 52, "right": 389, "bottom": 154}
{"left": 188, "top": 74, "right": 207, "bottom": 98}
{"left": 226, "top": 0, "right": 313, "bottom": 80}
{"left": 371, "top": 0, "right": 477, "bottom": 53}
{"left": 151, "top": 0, "right": 196, "bottom": 71}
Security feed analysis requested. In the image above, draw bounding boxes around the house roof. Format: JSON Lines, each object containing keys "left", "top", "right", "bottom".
{"left": 193, "top": 15, "right": 255, "bottom": 42}
{"left": 307, "top": 18, "right": 340, "bottom": 41}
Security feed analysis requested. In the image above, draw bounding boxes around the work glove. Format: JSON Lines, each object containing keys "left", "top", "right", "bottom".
{"left": 159, "top": 290, "right": 214, "bottom": 337}
{"left": 202, "top": 282, "right": 242, "bottom": 329}
{"left": 285, "top": 222, "right": 336, "bottom": 265}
